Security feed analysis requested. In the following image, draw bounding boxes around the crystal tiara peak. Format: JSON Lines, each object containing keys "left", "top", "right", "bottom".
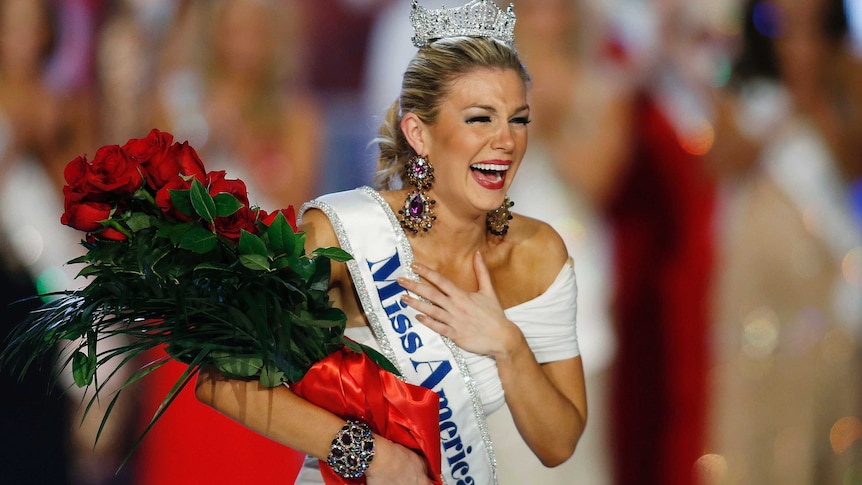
{"left": 410, "top": 0, "right": 517, "bottom": 48}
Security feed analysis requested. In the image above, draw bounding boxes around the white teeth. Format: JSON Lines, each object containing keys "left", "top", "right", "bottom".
{"left": 470, "top": 163, "right": 510, "bottom": 171}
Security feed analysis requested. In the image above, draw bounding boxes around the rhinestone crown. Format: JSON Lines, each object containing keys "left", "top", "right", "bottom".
{"left": 410, "top": 0, "right": 516, "bottom": 48}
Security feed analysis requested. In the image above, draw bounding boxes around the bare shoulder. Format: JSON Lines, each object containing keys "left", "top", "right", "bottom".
{"left": 298, "top": 206, "right": 348, "bottom": 285}
{"left": 298, "top": 205, "right": 339, "bottom": 250}
{"left": 498, "top": 213, "right": 570, "bottom": 300}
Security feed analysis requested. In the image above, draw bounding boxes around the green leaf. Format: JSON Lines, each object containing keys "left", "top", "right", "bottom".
{"left": 190, "top": 179, "right": 216, "bottom": 224}
{"left": 309, "top": 257, "right": 330, "bottom": 292}
{"left": 194, "top": 262, "right": 233, "bottom": 272}
{"left": 72, "top": 351, "right": 96, "bottom": 387}
{"left": 169, "top": 189, "right": 194, "bottom": 217}
{"left": 238, "top": 230, "right": 268, "bottom": 258}
{"left": 292, "top": 257, "right": 316, "bottom": 280}
{"left": 162, "top": 221, "right": 194, "bottom": 245}
{"left": 312, "top": 247, "right": 353, "bottom": 262}
{"left": 294, "top": 232, "right": 307, "bottom": 258}
{"left": 259, "top": 362, "right": 286, "bottom": 387}
{"left": 239, "top": 254, "right": 270, "bottom": 271}
{"left": 213, "top": 193, "right": 243, "bottom": 217}
{"left": 212, "top": 353, "right": 263, "bottom": 378}
{"left": 266, "top": 213, "right": 296, "bottom": 255}
{"left": 78, "top": 266, "right": 101, "bottom": 277}
{"left": 179, "top": 227, "right": 217, "bottom": 254}
{"left": 357, "top": 342, "right": 401, "bottom": 376}
{"left": 273, "top": 256, "right": 291, "bottom": 270}
{"left": 126, "top": 212, "right": 152, "bottom": 232}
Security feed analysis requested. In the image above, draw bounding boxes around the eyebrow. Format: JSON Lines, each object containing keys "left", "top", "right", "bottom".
{"left": 465, "top": 104, "right": 530, "bottom": 115}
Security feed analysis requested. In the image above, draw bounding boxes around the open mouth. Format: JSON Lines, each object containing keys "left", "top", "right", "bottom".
{"left": 470, "top": 162, "right": 509, "bottom": 190}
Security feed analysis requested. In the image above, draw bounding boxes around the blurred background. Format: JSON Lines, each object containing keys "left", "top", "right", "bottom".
{"left": 1, "top": 0, "right": 861, "bottom": 484}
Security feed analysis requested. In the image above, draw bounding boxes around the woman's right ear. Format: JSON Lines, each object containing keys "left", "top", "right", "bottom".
{"left": 400, "top": 112, "right": 428, "bottom": 156}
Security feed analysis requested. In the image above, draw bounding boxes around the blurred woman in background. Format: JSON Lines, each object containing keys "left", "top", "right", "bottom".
{"left": 703, "top": 0, "right": 862, "bottom": 482}
{"left": 152, "top": 0, "right": 324, "bottom": 210}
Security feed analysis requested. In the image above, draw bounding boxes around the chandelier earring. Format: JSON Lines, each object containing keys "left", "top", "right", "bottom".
{"left": 398, "top": 155, "right": 437, "bottom": 234}
{"left": 486, "top": 197, "right": 514, "bottom": 236}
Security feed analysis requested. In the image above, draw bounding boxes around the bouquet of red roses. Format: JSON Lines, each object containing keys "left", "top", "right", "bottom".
{"left": 0, "top": 129, "right": 441, "bottom": 484}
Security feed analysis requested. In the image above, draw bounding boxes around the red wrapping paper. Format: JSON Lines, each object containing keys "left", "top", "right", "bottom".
{"left": 291, "top": 347, "right": 443, "bottom": 484}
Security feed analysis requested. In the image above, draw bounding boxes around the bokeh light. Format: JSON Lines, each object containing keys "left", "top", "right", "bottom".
{"left": 830, "top": 416, "right": 862, "bottom": 455}
{"left": 679, "top": 119, "right": 715, "bottom": 155}
{"left": 752, "top": 1, "right": 783, "bottom": 38}
{"left": 742, "top": 306, "right": 780, "bottom": 359}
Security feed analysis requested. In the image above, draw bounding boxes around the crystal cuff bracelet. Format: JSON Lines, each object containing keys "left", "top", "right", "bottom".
{"left": 326, "top": 420, "right": 376, "bottom": 479}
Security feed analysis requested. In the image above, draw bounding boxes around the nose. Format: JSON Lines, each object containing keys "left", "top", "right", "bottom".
{"left": 491, "top": 123, "right": 515, "bottom": 152}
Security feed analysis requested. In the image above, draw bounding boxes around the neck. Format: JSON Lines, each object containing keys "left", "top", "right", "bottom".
{"left": 408, "top": 199, "right": 490, "bottom": 265}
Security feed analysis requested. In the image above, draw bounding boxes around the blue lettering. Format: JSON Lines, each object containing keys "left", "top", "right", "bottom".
{"left": 410, "top": 358, "right": 453, "bottom": 390}
{"left": 369, "top": 253, "right": 477, "bottom": 485}
{"left": 440, "top": 421, "right": 458, "bottom": 441}
{"left": 451, "top": 461, "right": 470, "bottom": 479}
{"left": 392, "top": 314, "right": 412, "bottom": 333}
{"left": 383, "top": 297, "right": 408, "bottom": 318}
{"left": 442, "top": 435, "right": 463, "bottom": 452}
{"left": 400, "top": 332, "right": 423, "bottom": 353}
{"left": 446, "top": 445, "right": 472, "bottom": 466}
{"left": 368, "top": 253, "right": 404, "bottom": 303}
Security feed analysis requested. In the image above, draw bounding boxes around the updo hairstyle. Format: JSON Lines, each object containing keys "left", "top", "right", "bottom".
{"left": 373, "top": 37, "right": 530, "bottom": 190}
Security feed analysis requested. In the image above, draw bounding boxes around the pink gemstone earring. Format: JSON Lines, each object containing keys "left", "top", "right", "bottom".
{"left": 398, "top": 155, "right": 436, "bottom": 233}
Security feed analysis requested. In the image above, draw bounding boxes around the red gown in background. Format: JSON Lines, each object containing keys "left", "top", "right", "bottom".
{"left": 135, "top": 351, "right": 304, "bottom": 485}
{"left": 606, "top": 93, "right": 716, "bottom": 485}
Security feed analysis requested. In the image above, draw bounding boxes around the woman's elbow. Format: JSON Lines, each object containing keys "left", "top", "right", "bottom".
{"left": 539, "top": 419, "right": 586, "bottom": 467}
{"left": 539, "top": 440, "right": 578, "bottom": 468}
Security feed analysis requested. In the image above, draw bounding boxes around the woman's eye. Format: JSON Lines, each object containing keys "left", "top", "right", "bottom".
{"left": 511, "top": 117, "right": 532, "bottom": 125}
{"left": 466, "top": 116, "right": 491, "bottom": 124}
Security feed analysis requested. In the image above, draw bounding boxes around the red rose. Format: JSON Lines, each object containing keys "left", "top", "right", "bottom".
{"left": 206, "top": 171, "right": 257, "bottom": 240}
{"left": 155, "top": 176, "right": 196, "bottom": 222}
{"left": 214, "top": 205, "right": 258, "bottom": 241}
{"left": 145, "top": 141, "right": 206, "bottom": 190}
{"left": 61, "top": 195, "right": 113, "bottom": 233}
{"left": 123, "top": 129, "right": 173, "bottom": 162}
{"left": 206, "top": 170, "right": 250, "bottom": 206}
{"left": 123, "top": 129, "right": 175, "bottom": 188}
{"left": 85, "top": 145, "right": 145, "bottom": 197}
{"left": 261, "top": 206, "right": 298, "bottom": 232}
{"left": 97, "top": 226, "right": 128, "bottom": 241}
{"left": 63, "top": 155, "right": 89, "bottom": 189}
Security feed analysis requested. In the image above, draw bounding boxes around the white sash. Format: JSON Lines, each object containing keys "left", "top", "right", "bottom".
{"left": 300, "top": 187, "right": 497, "bottom": 485}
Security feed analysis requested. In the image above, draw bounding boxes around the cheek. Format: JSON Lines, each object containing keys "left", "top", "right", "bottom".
{"left": 515, "top": 130, "right": 528, "bottom": 155}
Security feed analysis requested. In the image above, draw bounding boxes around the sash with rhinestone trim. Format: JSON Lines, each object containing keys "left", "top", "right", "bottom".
{"left": 300, "top": 186, "right": 498, "bottom": 485}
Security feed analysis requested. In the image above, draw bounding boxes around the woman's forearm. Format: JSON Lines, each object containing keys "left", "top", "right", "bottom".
{"left": 195, "top": 368, "right": 346, "bottom": 460}
{"left": 494, "top": 331, "right": 587, "bottom": 466}
{"left": 194, "top": 369, "right": 432, "bottom": 482}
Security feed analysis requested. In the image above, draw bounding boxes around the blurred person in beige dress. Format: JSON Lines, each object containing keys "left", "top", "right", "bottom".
{"left": 152, "top": 0, "right": 324, "bottom": 210}
{"left": 702, "top": 0, "right": 862, "bottom": 483}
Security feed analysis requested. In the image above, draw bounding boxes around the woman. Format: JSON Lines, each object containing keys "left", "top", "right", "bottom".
{"left": 152, "top": 0, "right": 323, "bottom": 210}
{"left": 196, "top": 1, "right": 587, "bottom": 483}
{"left": 703, "top": 0, "right": 861, "bottom": 482}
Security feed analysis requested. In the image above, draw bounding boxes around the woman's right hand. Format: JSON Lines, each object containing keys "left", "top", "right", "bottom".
{"left": 365, "top": 436, "right": 434, "bottom": 485}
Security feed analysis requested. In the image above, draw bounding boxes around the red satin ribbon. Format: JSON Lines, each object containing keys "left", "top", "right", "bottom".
{"left": 291, "top": 347, "right": 443, "bottom": 485}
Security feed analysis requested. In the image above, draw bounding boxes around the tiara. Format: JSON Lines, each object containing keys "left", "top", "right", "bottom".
{"left": 410, "top": 0, "right": 516, "bottom": 48}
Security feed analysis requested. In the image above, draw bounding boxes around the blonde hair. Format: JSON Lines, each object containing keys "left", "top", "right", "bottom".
{"left": 373, "top": 37, "right": 530, "bottom": 190}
